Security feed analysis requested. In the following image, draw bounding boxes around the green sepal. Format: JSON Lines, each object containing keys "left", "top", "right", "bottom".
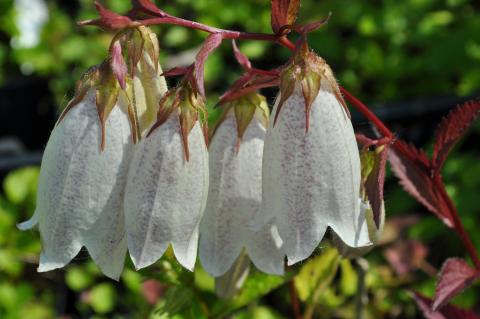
{"left": 96, "top": 62, "right": 120, "bottom": 151}
{"left": 56, "top": 65, "right": 101, "bottom": 125}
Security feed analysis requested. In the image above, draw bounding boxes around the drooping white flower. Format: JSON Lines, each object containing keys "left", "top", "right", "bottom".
{"left": 18, "top": 88, "right": 132, "bottom": 280}
{"left": 124, "top": 84, "right": 209, "bottom": 271}
{"left": 261, "top": 45, "right": 371, "bottom": 265}
{"left": 199, "top": 96, "right": 284, "bottom": 277}
{"left": 18, "top": 26, "right": 169, "bottom": 280}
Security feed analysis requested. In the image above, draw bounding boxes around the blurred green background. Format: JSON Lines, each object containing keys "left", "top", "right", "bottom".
{"left": 0, "top": 0, "right": 479, "bottom": 318}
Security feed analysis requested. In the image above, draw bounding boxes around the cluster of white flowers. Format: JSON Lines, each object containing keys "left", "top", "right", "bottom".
{"left": 19, "top": 33, "right": 373, "bottom": 280}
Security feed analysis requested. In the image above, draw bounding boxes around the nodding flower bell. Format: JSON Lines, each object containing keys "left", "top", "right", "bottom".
{"left": 199, "top": 93, "right": 284, "bottom": 277}
{"left": 18, "top": 26, "right": 168, "bottom": 280}
{"left": 17, "top": 64, "right": 132, "bottom": 280}
{"left": 261, "top": 43, "right": 371, "bottom": 265}
{"left": 124, "top": 80, "right": 209, "bottom": 271}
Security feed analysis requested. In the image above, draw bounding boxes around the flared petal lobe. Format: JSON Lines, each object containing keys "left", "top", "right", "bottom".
{"left": 262, "top": 86, "right": 370, "bottom": 265}
{"left": 200, "top": 113, "right": 284, "bottom": 277}
{"left": 124, "top": 112, "right": 208, "bottom": 270}
{"left": 19, "top": 89, "right": 131, "bottom": 280}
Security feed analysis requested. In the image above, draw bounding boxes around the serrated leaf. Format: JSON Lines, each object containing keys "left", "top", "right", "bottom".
{"left": 294, "top": 246, "right": 340, "bottom": 303}
{"left": 195, "top": 33, "right": 223, "bottom": 97}
{"left": 388, "top": 140, "right": 453, "bottom": 227}
{"left": 412, "top": 291, "right": 480, "bottom": 319}
{"left": 270, "top": 0, "right": 300, "bottom": 34}
{"left": 432, "top": 258, "right": 480, "bottom": 311}
{"left": 432, "top": 99, "right": 480, "bottom": 174}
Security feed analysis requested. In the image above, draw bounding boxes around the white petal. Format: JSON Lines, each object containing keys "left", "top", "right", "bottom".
{"left": 125, "top": 113, "right": 208, "bottom": 271}
{"left": 246, "top": 222, "right": 284, "bottom": 275}
{"left": 17, "top": 209, "right": 40, "bottom": 230}
{"left": 200, "top": 114, "right": 284, "bottom": 276}
{"left": 262, "top": 86, "right": 370, "bottom": 265}
{"left": 29, "top": 89, "right": 131, "bottom": 274}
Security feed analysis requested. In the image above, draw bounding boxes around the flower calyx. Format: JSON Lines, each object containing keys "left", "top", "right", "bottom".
{"left": 212, "top": 93, "right": 269, "bottom": 152}
{"left": 275, "top": 41, "right": 347, "bottom": 131}
{"left": 58, "top": 26, "right": 165, "bottom": 149}
{"left": 148, "top": 79, "right": 208, "bottom": 161}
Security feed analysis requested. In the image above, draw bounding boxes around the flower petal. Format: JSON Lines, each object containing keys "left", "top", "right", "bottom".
{"left": 262, "top": 87, "right": 370, "bottom": 265}
{"left": 200, "top": 114, "right": 284, "bottom": 276}
{"left": 17, "top": 209, "right": 40, "bottom": 230}
{"left": 26, "top": 89, "right": 131, "bottom": 275}
{"left": 125, "top": 113, "right": 208, "bottom": 270}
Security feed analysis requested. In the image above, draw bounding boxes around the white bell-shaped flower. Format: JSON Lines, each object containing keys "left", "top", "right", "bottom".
{"left": 262, "top": 82, "right": 371, "bottom": 265}
{"left": 18, "top": 89, "right": 132, "bottom": 280}
{"left": 124, "top": 109, "right": 209, "bottom": 271}
{"left": 199, "top": 105, "right": 284, "bottom": 277}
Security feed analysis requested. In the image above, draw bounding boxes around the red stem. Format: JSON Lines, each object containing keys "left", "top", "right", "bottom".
{"left": 341, "top": 85, "right": 480, "bottom": 269}
{"left": 139, "top": 17, "right": 282, "bottom": 42}
{"left": 435, "top": 176, "right": 480, "bottom": 269}
{"left": 288, "top": 279, "right": 302, "bottom": 319}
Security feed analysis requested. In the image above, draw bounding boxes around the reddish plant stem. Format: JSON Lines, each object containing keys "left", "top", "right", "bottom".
{"left": 341, "top": 85, "right": 480, "bottom": 269}
{"left": 435, "top": 176, "right": 480, "bottom": 269}
{"left": 288, "top": 279, "right": 302, "bottom": 319}
{"left": 139, "top": 17, "right": 282, "bottom": 42}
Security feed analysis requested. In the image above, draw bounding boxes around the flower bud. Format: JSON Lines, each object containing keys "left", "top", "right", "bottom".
{"left": 18, "top": 87, "right": 132, "bottom": 280}
{"left": 124, "top": 83, "right": 209, "bottom": 271}
{"left": 261, "top": 45, "right": 371, "bottom": 265}
{"left": 199, "top": 94, "right": 284, "bottom": 277}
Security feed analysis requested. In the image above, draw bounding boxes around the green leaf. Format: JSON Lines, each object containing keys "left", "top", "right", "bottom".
{"left": 89, "top": 283, "right": 117, "bottom": 314}
{"left": 153, "top": 286, "right": 195, "bottom": 317}
{"left": 212, "top": 271, "right": 289, "bottom": 317}
{"left": 294, "top": 246, "right": 341, "bottom": 303}
{"left": 339, "top": 259, "right": 358, "bottom": 296}
{"left": 66, "top": 266, "right": 94, "bottom": 291}
{"left": 3, "top": 167, "right": 39, "bottom": 206}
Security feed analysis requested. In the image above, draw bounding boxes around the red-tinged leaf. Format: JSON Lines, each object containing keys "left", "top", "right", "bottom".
{"left": 384, "top": 240, "right": 428, "bottom": 275}
{"left": 194, "top": 33, "right": 223, "bottom": 97}
{"left": 412, "top": 291, "right": 480, "bottom": 319}
{"left": 80, "top": 1, "right": 133, "bottom": 30}
{"left": 389, "top": 140, "right": 454, "bottom": 227}
{"left": 110, "top": 40, "right": 128, "bottom": 89}
{"left": 132, "top": 0, "right": 166, "bottom": 17}
{"left": 162, "top": 66, "right": 190, "bottom": 77}
{"left": 232, "top": 40, "right": 251, "bottom": 70}
{"left": 271, "top": 0, "right": 300, "bottom": 34}
{"left": 432, "top": 258, "right": 480, "bottom": 311}
{"left": 298, "top": 12, "right": 332, "bottom": 34}
{"left": 432, "top": 99, "right": 480, "bottom": 175}
{"left": 219, "top": 74, "right": 278, "bottom": 105}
